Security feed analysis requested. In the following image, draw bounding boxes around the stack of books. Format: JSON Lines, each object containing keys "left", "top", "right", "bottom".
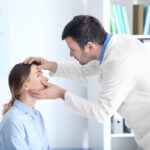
{"left": 110, "top": 4, "right": 131, "bottom": 34}
{"left": 133, "top": 4, "right": 150, "bottom": 35}
{"left": 110, "top": 4, "right": 150, "bottom": 35}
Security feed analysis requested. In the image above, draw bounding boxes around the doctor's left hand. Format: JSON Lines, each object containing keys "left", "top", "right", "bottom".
{"left": 29, "top": 79, "right": 66, "bottom": 100}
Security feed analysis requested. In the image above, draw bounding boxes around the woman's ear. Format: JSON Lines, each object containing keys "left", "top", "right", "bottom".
{"left": 22, "top": 82, "right": 30, "bottom": 91}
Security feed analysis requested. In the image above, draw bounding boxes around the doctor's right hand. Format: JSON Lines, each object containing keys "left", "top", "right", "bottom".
{"left": 28, "top": 79, "right": 66, "bottom": 100}
{"left": 24, "top": 57, "right": 57, "bottom": 73}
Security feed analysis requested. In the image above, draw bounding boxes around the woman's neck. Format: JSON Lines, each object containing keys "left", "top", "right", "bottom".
{"left": 19, "top": 94, "right": 37, "bottom": 108}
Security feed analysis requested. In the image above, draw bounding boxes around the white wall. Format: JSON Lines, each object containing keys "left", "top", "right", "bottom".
{"left": 8, "top": 0, "right": 89, "bottom": 149}
{"left": 0, "top": 0, "right": 106, "bottom": 149}
{"left": 87, "top": 77, "right": 104, "bottom": 150}
{"left": 0, "top": 0, "right": 10, "bottom": 121}
{"left": 86, "top": 0, "right": 110, "bottom": 32}
{"left": 86, "top": 1, "right": 105, "bottom": 150}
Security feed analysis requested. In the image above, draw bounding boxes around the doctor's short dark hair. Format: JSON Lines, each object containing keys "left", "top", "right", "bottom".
{"left": 62, "top": 15, "right": 107, "bottom": 49}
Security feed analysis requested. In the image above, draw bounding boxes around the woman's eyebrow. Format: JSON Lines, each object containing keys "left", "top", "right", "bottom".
{"left": 35, "top": 70, "right": 43, "bottom": 75}
{"left": 37, "top": 70, "right": 43, "bottom": 73}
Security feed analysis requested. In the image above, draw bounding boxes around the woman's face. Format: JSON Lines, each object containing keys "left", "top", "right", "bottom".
{"left": 26, "top": 64, "right": 48, "bottom": 91}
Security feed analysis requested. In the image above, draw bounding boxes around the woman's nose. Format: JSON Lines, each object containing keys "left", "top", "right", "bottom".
{"left": 42, "top": 76, "right": 49, "bottom": 82}
{"left": 45, "top": 76, "right": 48, "bottom": 82}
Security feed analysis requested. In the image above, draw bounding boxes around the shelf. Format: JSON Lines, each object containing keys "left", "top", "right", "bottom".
{"left": 132, "top": 35, "right": 150, "bottom": 40}
{"left": 111, "top": 133, "right": 134, "bottom": 138}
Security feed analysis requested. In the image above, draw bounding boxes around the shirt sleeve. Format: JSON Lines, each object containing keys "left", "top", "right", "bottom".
{"left": 0, "top": 120, "right": 29, "bottom": 150}
{"left": 64, "top": 60, "right": 139, "bottom": 123}
{"left": 49, "top": 60, "right": 100, "bottom": 80}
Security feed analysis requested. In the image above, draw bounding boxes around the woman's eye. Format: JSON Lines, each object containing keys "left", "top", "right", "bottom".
{"left": 37, "top": 73, "right": 40, "bottom": 77}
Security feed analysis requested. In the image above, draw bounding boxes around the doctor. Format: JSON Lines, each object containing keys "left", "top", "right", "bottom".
{"left": 24, "top": 15, "right": 150, "bottom": 150}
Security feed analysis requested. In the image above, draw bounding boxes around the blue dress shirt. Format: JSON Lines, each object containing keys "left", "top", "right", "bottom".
{"left": 100, "top": 33, "right": 112, "bottom": 64}
{"left": 0, "top": 100, "right": 50, "bottom": 150}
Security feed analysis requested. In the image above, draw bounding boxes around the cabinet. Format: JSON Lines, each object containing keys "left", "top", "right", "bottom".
{"left": 101, "top": 0, "right": 150, "bottom": 34}
{"left": 104, "top": 1, "right": 150, "bottom": 149}
{"left": 105, "top": 36, "right": 150, "bottom": 150}
{"left": 86, "top": 1, "right": 150, "bottom": 150}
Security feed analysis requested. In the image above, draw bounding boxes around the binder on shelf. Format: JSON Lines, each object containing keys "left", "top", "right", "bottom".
{"left": 111, "top": 113, "right": 124, "bottom": 134}
{"left": 110, "top": 4, "right": 131, "bottom": 34}
{"left": 123, "top": 119, "right": 132, "bottom": 133}
{"left": 116, "top": 5, "right": 126, "bottom": 34}
{"left": 143, "top": 6, "right": 150, "bottom": 35}
{"left": 144, "top": 6, "right": 148, "bottom": 24}
{"left": 122, "top": 6, "right": 131, "bottom": 34}
{"left": 110, "top": 5, "right": 117, "bottom": 33}
{"left": 112, "top": 4, "right": 122, "bottom": 33}
{"left": 133, "top": 4, "right": 144, "bottom": 35}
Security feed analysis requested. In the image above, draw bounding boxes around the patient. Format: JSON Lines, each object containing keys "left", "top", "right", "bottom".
{"left": 0, "top": 62, "right": 50, "bottom": 150}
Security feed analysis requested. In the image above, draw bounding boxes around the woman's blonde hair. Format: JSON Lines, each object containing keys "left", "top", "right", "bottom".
{"left": 2, "top": 62, "right": 39, "bottom": 115}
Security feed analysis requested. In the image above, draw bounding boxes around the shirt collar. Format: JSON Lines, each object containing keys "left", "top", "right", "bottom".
{"left": 14, "top": 99, "right": 35, "bottom": 118}
{"left": 100, "top": 33, "right": 112, "bottom": 63}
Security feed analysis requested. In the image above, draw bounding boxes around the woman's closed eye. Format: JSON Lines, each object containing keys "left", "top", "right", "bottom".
{"left": 37, "top": 71, "right": 42, "bottom": 77}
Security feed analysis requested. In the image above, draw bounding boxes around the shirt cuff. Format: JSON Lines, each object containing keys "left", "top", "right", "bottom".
{"left": 64, "top": 91, "right": 72, "bottom": 104}
{"left": 48, "top": 62, "right": 62, "bottom": 77}
{"left": 49, "top": 71, "right": 55, "bottom": 77}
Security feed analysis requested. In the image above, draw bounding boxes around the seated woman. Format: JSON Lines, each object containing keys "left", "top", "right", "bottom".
{"left": 0, "top": 62, "right": 50, "bottom": 150}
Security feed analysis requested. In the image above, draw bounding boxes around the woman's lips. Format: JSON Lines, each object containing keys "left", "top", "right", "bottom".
{"left": 41, "top": 81, "right": 48, "bottom": 89}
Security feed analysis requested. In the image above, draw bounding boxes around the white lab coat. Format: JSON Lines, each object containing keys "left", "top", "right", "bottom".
{"left": 49, "top": 34, "right": 150, "bottom": 150}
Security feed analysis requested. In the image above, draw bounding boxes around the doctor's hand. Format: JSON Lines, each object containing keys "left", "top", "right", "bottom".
{"left": 28, "top": 79, "right": 66, "bottom": 100}
{"left": 24, "top": 57, "right": 57, "bottom": 73}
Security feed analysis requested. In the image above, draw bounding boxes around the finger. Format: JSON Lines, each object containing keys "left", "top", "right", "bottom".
{"left": 24, "top": 57, "right": 37, "bottom": 64}
{"left": 24, "top": 57, "right": 33, "bottom": 64}
{"left": 28, "top": 57, "right": 41, "bottom": 64}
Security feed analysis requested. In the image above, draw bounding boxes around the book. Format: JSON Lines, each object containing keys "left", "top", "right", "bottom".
{"left": 122, "top": 6, "right": 131, "bottom": 34}
{"left": 143, "top": 6, "right": 150, "bottom": 35}
{"left": 116, "top": 5, "right": 126, "bottom": 34}
{"left": 112, "top": 4, "right": 122, "bottom": 33}
{"left": 144, "top": 6, "right": 148, "bottom": 24}
{"left": 110, "top": 5, "right": 117, "bottom": 33}
{"left": 133, "top": 5, "right": 144, "bottom": 35}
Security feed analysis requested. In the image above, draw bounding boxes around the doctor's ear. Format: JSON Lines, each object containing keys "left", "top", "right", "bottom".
{"left": 86, "top": 42, "right": 96, "bottom": 52}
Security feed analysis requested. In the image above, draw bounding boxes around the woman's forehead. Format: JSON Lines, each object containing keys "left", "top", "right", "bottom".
{"left": 30, "top": 64, "right": 38, "bottom": 74}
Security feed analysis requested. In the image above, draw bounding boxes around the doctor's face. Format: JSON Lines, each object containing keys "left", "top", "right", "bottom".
{"left": 65, "top": 37, "right": 93, "bottom": 65}
{"left": 26, "top": 64, "right": 48, "bottom": 91}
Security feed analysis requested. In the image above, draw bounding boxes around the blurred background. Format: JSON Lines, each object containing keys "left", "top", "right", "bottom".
{"left": 0, "top": 0, "right": 104, "bottom": 150}
{"left": 1, "top": 0, "right": 149, "bottom": 150}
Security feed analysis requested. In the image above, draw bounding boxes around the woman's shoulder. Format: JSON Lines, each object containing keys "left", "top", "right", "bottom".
{"left": 34, "top": 109, "right": 44, "bottom": 119}
{"left": 0, "top": 108, "right": 25, "bottom": 138}
{"left": 0, "top": 106, "right": 24, "bottom": 127}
